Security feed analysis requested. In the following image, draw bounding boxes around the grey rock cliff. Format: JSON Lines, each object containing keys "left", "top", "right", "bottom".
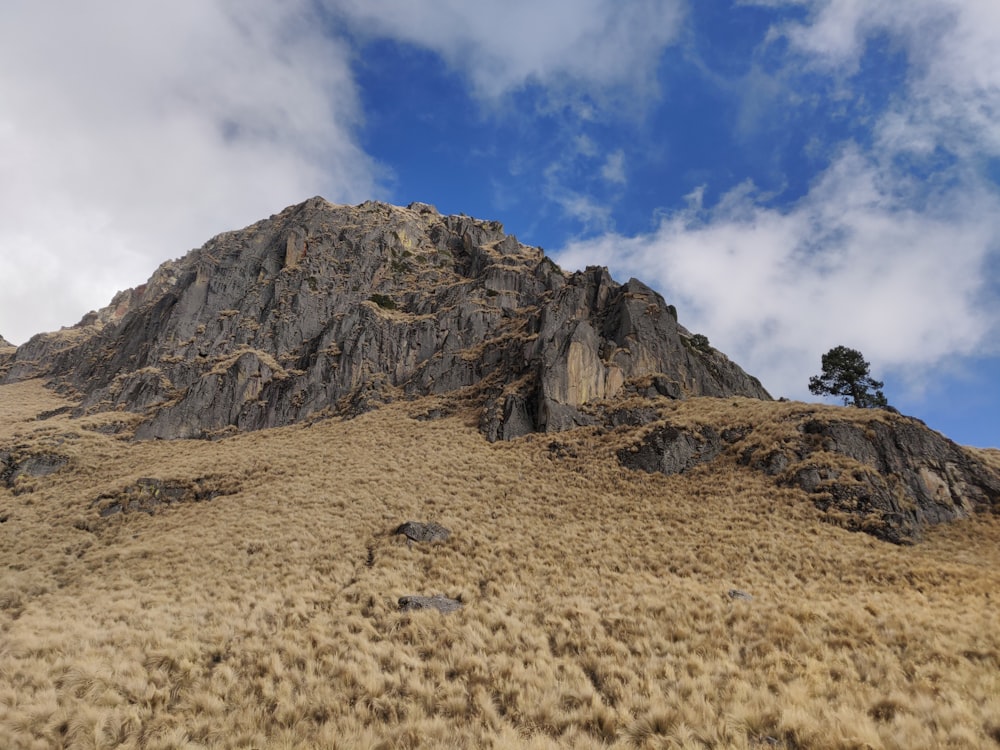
{"left": 3, "top": 197, "right": 769, "bottom": 439}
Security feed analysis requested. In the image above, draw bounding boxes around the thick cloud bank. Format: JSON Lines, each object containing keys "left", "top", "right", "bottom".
{"left": 0, "top": 1, "right": 375, "bottom": 344}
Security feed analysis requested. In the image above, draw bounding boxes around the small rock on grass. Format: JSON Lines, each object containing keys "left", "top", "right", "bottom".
{"left": 398, "top": 595, "right": 462, "bottom": 614}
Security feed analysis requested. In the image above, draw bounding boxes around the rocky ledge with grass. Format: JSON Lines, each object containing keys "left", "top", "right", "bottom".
{"left": 617, "top": 405, "right": 1000, "bottom": 544}
{"left": 0, "top": 448, "right": 69, "bottom": 491}
{"left": 0, "top": 335, "right": 13, "bottom": 378}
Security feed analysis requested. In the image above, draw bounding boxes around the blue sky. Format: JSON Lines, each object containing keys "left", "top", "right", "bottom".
{"left": 2, "top": 1, "right": 998, "bottom": 447}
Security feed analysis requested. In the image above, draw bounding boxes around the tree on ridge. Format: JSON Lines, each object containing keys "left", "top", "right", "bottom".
{"left": 809, "top": 346, "right": 888, "bottom": 408}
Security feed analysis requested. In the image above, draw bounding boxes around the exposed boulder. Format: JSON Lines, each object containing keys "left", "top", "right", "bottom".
{"left": 3, "top": 198, "right": 770, "bottom": 441}
{"left": 1, "top": 449, "right": 69, "bottom": 489}
{"left": 394, "top": 521, "right": 451, "bottom": 543}
{"left": 398, "top": 595, "right": 462, "bottom": 614}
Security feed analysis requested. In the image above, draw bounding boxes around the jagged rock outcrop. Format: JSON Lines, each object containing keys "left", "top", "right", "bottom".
{"left": 0, "top": 334, "right": 12, "bottom": 348}
{"left": 618, "top": 424, "right": 747, "bottom": 475}
{"left": 3, "top": 197, "right": 769, "bottom": 440}
{"left": 619, "top": 409, "right": 1000, "bottom": 543}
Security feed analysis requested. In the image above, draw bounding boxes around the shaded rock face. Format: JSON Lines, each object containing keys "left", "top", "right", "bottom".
{"left": 4, "top": 198, "right": 769, "bottom": 440}
{"left": 786, "top": 420, "right": 1000, "bottom": 542}
{"left": 618, "top": 424, "right": 746, "bottom": 475}
{"left": 620, "top": 414, "right": 1000, "bottom": 543}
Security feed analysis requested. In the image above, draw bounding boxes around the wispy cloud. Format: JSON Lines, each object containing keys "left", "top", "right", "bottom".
{"left": 543, "top": 162, "right": 614, "bottom": 230}
{"left": 328, "top": 0, "right": 685, "bottom": 105}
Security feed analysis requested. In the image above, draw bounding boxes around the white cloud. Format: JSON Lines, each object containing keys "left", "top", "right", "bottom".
{"left": 0, "top": 0, "right": 377, "bottom": 344}
{"left": 0, "top": 1, "right": 692, "bottom": 345}
{"left": 556, "top": 147, "right": 1000, "bottom": 400}
{"left": 328, "top": 0, "right": 684, "bottom": 102}
{"left": 601, "top": 150, "right": 626, "bottom": 184}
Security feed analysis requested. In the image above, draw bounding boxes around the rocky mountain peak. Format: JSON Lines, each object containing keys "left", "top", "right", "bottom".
{"left": 2, "top": 197, "right": 769, "bottom": 440}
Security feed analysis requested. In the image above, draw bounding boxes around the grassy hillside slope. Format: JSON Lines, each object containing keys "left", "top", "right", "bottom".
{"left": 1, "top": 380, "right": 998, "bottom": 749}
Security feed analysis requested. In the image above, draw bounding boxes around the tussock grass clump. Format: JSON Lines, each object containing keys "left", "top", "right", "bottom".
{"left": 1, "top": 380, "right": 999, "bottom": 748}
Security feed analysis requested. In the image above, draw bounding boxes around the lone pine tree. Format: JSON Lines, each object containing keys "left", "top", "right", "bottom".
{"left": 809, "top": 346, "right": 888, "bottom": 408}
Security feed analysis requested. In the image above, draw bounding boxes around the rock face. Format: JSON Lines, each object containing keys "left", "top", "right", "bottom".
{"left": 618, "top": 424, "right": 745, "bottom": 475}
{"left": 620, "top": 411, "right": 1000, "bottom": 543}
{"left": 0, "top": 334, "right": 12, "bottom": 348}
{"left": 2, "top": 197, "right": 769, "bottom": 440}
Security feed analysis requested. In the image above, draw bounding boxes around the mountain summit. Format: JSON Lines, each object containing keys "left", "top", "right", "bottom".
{"left": 2, "top": 197, "right": 768, "bottom": 440}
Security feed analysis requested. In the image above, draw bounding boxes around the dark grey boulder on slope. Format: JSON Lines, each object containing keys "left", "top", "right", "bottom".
{"left": 2, "top": 197, "right": 769, "bottom": 440}
{"left": 394, "top": 521, "right": 451, "bottom": 543}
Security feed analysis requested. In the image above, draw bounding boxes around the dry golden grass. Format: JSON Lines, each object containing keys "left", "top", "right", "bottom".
{"left": 969, "top": 447, "right": 1000, "bottom": 474}
{"left": 2, "top": 380, "right": 999, "bottom": 749}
